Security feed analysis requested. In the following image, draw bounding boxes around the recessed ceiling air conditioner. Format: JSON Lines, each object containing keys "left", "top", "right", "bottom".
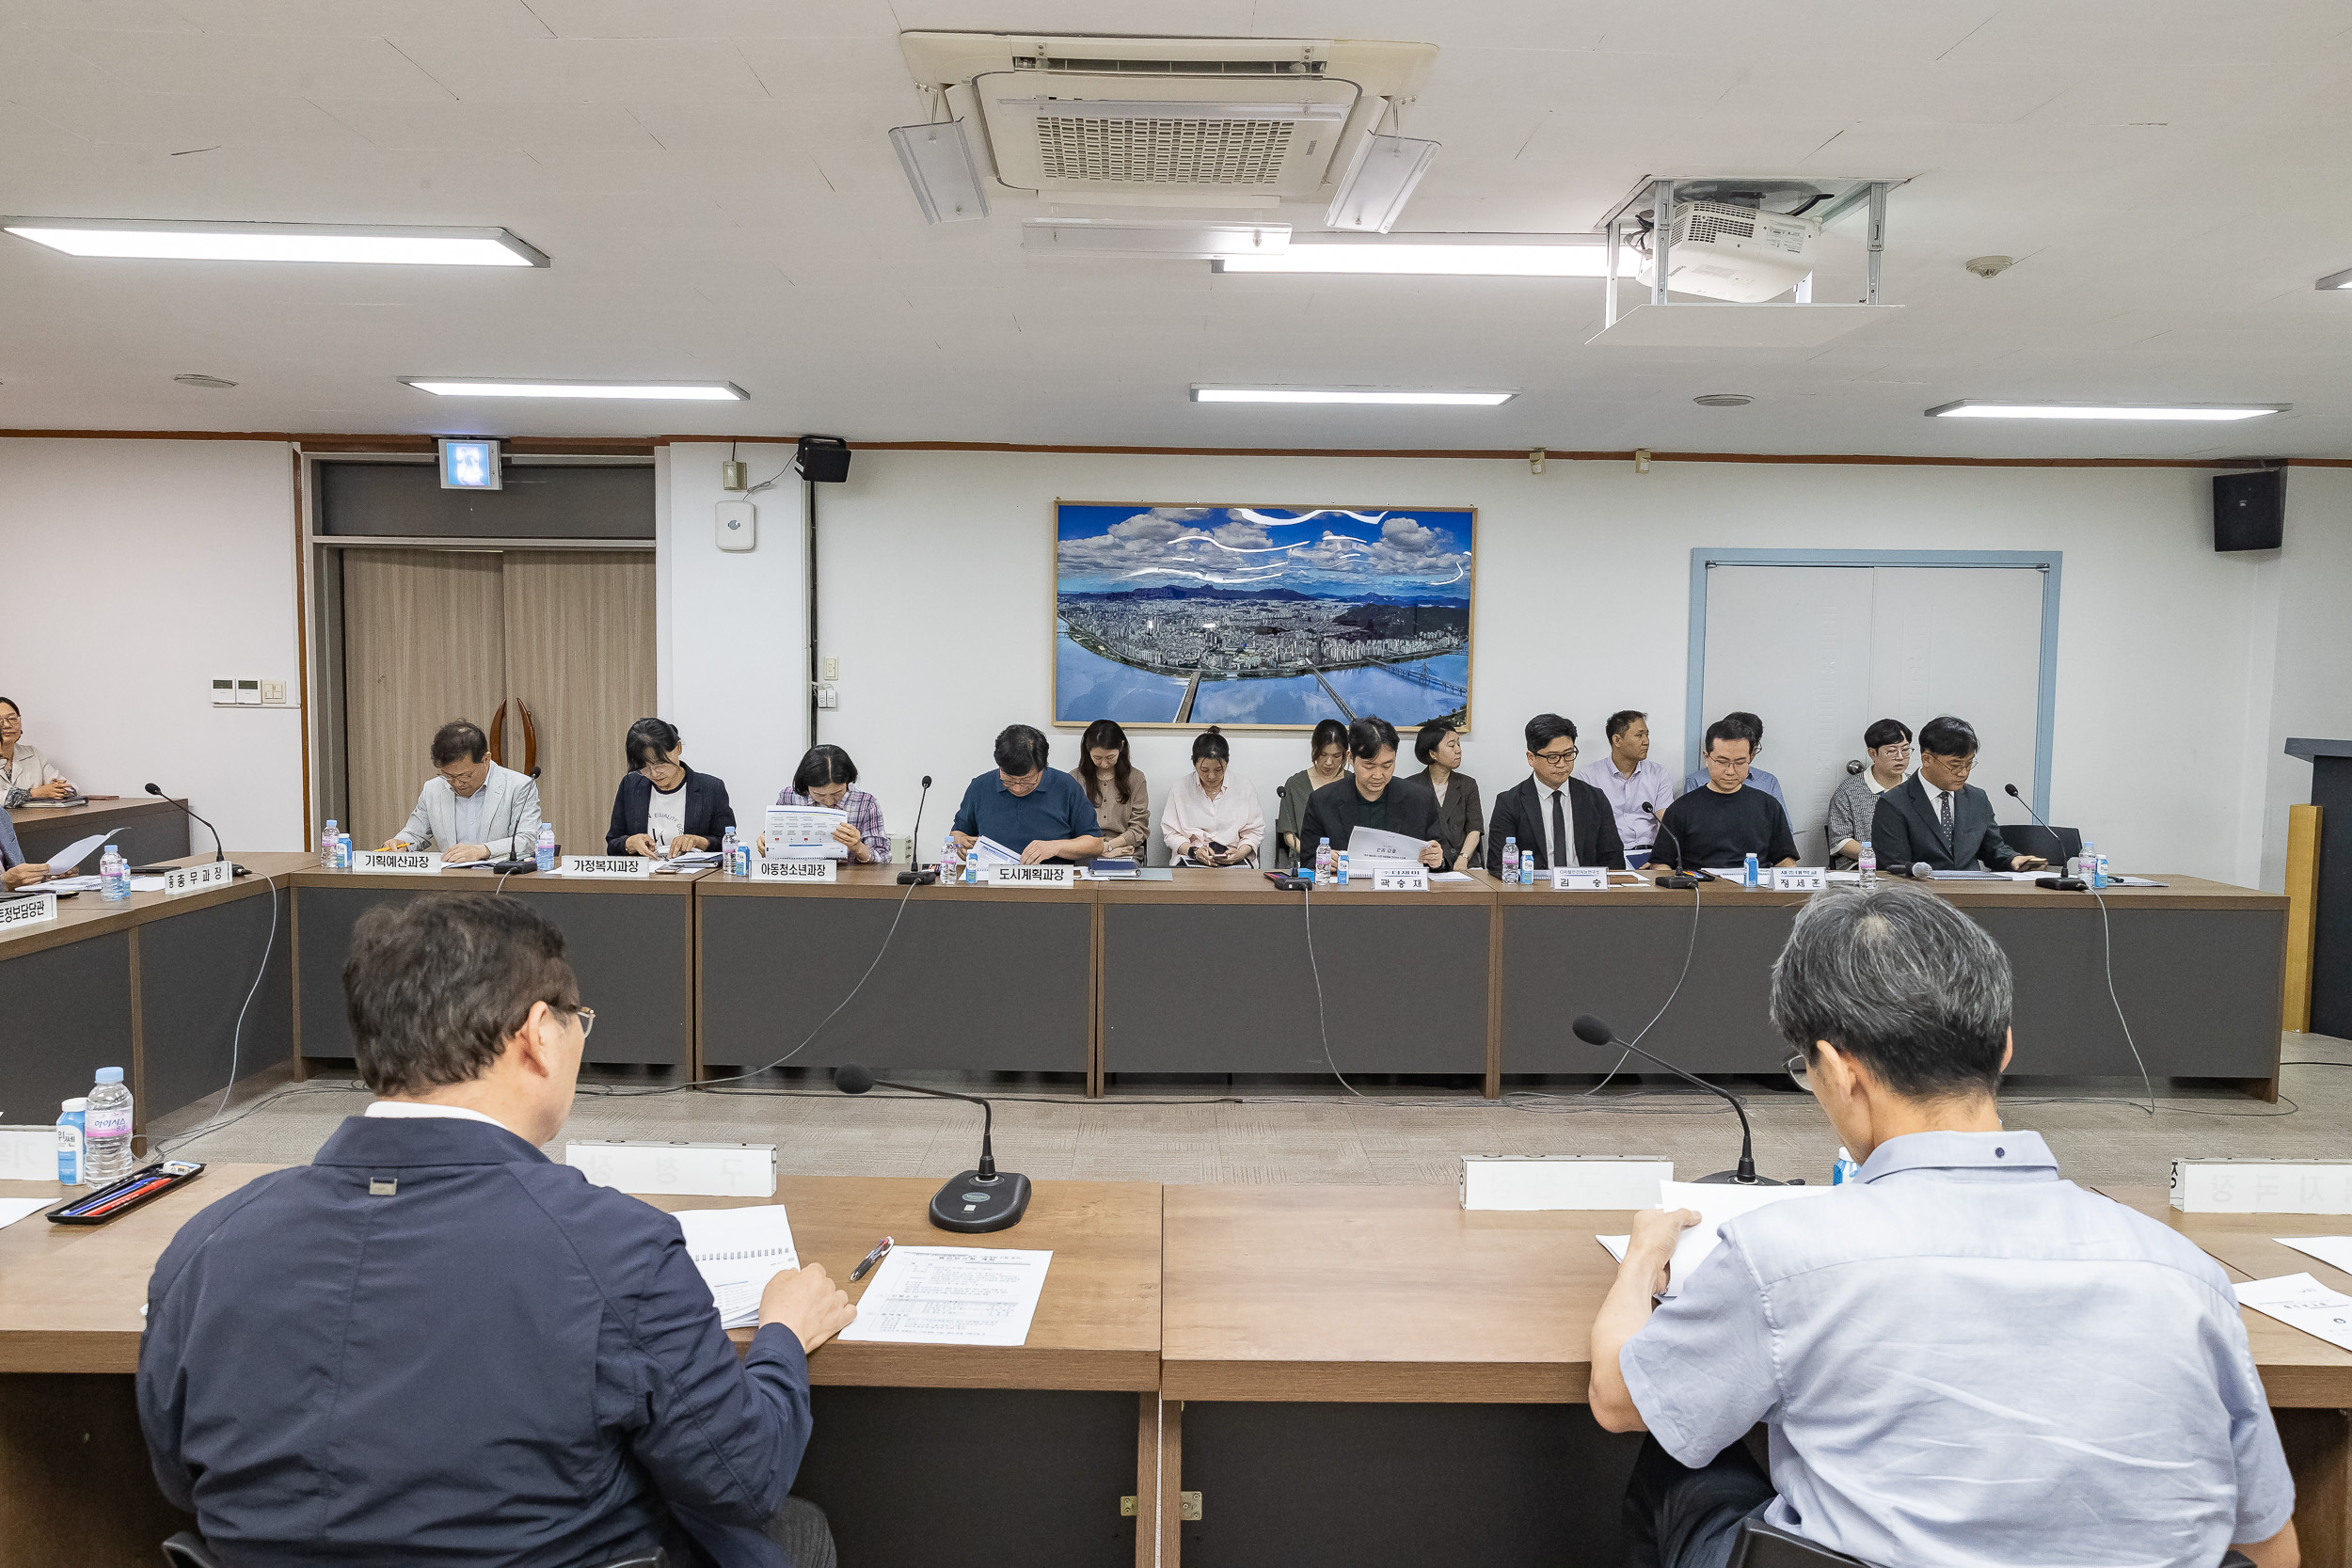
{"left": 899, "top": 33, "right": 1437, "bottom": 210}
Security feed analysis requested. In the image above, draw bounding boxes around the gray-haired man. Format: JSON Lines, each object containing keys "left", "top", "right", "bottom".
{"left": 1588, "top": 883, "right": 2297, "bottom": 1568}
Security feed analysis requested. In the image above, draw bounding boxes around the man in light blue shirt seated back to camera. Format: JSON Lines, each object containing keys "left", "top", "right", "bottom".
{"left": 1590, "top": 882, "right": 2297, "bottom": 1568}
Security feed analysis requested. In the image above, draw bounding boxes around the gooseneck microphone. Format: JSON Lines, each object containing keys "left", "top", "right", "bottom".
{"left": 1909, "top": 861, "right": 1934, "bottom": 880}
{"left": 1572, "top": 1015, "right": 1777, "bottom": 1185}
{"left": 834, "top": 1062, "right": 1030, "bottom": 1231}
{"left": 144, "top": 784, "right": 247, "bottom": 876}
{"left": 1642, "top": 802, "right": 1707, "bottom": 888}
{"left": 896, "top": 775, "right": 936, "bottom": 886}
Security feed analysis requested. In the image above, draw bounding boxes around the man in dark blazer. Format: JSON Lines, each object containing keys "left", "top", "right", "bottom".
{"left": 1870, "top": 714, "right": 2048, "bottom": 875}
{"left": 138, "top": 895, "right": 852, "bottom": 1568}
{"left": 1487, "top": 712, "right": 1626, "bottom": 874}
{"left": 1298, "top": 716, "right": 1445, "bottom": 868}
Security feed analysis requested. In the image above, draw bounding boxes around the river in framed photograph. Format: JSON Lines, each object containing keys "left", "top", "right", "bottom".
{"left": 1054, "top": 503, "right": 1474, "bottom": 731}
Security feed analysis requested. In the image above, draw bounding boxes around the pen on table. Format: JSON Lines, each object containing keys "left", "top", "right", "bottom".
{"left": 850, "top": 1236, "right": 894, "bottom": 1282}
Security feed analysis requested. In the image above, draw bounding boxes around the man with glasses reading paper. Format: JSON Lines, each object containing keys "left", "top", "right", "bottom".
{"left": 1868, "top": 714, "right": 2046, "bottom": 875}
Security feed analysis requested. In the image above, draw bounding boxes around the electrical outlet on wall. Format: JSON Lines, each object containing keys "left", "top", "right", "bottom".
{"left": 262, "top": 680, "right": 288, "bottom": 705}
{"left": 822, "top": 657, "right": 840, "bottom": 681}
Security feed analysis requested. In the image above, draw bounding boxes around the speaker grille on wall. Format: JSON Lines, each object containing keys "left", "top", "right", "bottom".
{"left": 2214, "top": 468, "right": 2284, "bottom": 552}
{"left": 794, "top": 435, "right": 851, "bottom": 484}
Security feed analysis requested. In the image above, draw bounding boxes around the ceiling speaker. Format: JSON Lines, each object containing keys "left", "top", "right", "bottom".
{"left": 2214, "top": 469, "right": 2283, "bottom": 552}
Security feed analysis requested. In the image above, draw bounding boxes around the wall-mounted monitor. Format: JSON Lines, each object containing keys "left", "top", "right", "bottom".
{"left": 438, "top": 437, "right": 501, "bottom": 491}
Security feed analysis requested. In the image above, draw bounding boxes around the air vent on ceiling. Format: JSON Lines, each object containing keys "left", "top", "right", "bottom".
{"left": 1679, "top": 203, "right": 1758, "bottom": 245}
{"left": 902, "top": 33, "right": 1435, "bottom": 209}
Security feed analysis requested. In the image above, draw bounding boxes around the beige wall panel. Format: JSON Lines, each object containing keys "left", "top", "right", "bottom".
{"left": 502, "top": 551, "right": 657, "bottom": 851}
{"left": 340, "top": 548, "right": 505, "bottom": 848}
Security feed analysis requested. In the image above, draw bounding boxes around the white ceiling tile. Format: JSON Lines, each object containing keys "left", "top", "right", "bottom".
{"left": 11, "top": 90, "right": 368, "bottom": 150}
{"left": 521, "top": 0, "right": 899, "bottom": 40}
{"left": 313, "top": 99, "right": 662, "bottom": 153}
{"left": 383, "top": 36, "right": 771, "bottom": 103}
{"left": 43, "top": 27, "right": 456, "bottom": 98}
{"left": 158, "top": 0, "right": 555, "bottom": 38}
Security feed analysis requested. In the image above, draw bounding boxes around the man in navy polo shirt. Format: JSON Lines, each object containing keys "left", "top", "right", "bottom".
{"left": 950, "top": 723, "right": 1105, "bottom": 864}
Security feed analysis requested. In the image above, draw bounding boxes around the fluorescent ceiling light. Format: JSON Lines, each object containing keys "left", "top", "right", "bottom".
{"left": 1025, "top": 218, "right": 1289, "bottom": 260}
{"left": 1926, "top": 400, "right": 2284, "bottom": 421}
{"left": 1218, "top": 240, "right": 1636, "bottom": 277}
{"left": 1192, "top": 386, "right": 1514, "bottom": 406}
{"left": 2317, "top": 265, "right": 2352, "bottom": 291}
{"left": 403, "top": 378, "right": 747, "bottom": 401}
{"left": 889, "top": 119, "right": 990, "bottom": 225}
{"left": 1326, "top": 134, "right": 1440, "bottom": 233}
{"left": 3, "top": 218, "right": 546, "bottom": 266}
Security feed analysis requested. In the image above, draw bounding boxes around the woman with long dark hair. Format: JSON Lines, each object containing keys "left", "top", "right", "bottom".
{"left": 1161, "top": 726, "right": 1263, "bottom": 867}
{"left": 765, "top": 744, "right": 888, "bottom": 864}
{"left": 1073, "top": 718, "right": 1150, "bottom": 861}
{"left": 1275, "top": 718, "right": 1350, "bottom": 869}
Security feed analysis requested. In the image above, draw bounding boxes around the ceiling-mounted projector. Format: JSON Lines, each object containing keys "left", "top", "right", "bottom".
{"left": 1638, "top": 201, "right": 1820, "bottom": 303}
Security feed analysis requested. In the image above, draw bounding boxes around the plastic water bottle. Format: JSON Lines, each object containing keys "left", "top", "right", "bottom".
{"left": 1743, "top": 850, "right": 1759, "bottom": 889}
{"left": 1831, "top": 1146, "right": 1861, "bottom": 1185}
{"left": 1335, "top": 849, "right": 1352, "bottom": 887}
{"left": 1857, "top": 839, "right": 1878, "bottom": 887}
{"left": 2090, "top": 844, "right": 2108, "bottom": 890}
{"left": 730, "top": 832, "right": 753, "bottom": 878}
{"left": 963, "top": 847, "right": 982, "bottom": 884}
{"left": 938, "top": 834, "right": 963, "bottom": 883}
{"left": 321, "top": 819, "right": 339, "bottom": 867}
{"left": 100, "top": 845, "right": 131, "bottom": 902}
{"left": 1502, "top": 836, "right": 1519, "bottom": 883}
{"left": 718, "top": 826, "right": 739, "bottom": 873}
{"left": 56, "top": 1098, "right": 87, "bottom": 1187}
{"left": 536, "top": 822, "right": 558, "bottom": 873}
{"left": 83, "top": 1068, "right": 135, "bottom": 1184}
{"left": 1313, "top": 837, "right": 1335, "bottom": 885}
{"left": 1522, "top": 850, "right": 1538, "bottom": 886}
{"left": 335, "top": 831, "right": 353, "bottom": 870}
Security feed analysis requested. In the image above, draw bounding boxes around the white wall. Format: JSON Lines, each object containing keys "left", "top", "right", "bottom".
{"left": 2252, "top": 467, "right": 2352, "bottom": 892}
{"left": 659, "top": 446, "right": 2305, "bottom": 883}
{"left": 0, "top": 438, "right": 304, "bottom": 851}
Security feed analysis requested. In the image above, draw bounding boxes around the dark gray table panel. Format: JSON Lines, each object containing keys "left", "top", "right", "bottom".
{"left": 1502, "top": 900, "right": 1791, "bottom": 1074}
{"left": 298, "top": 886, "right": 690, "bottom": 1067}
{"left": 1502, "top": 900, "right": 2285, "bottom": 1079}
{"left": 12, "top": 805, "right": 188, "bottom": 870}
{"left": 138, "top": 884, "right": 295, "bottom": 1119}
{"left": 699, "top": 896, "right": 1091, "bottom": 1073}
{"left": 0, "top": 929, "right": 134, "bottom": 1124}
{"left": 793, "top": 1388, "right": 1134, "bottom": 1568}
{"left": 1103, "top": 903, "right": 1489, "bottom": 1075}
{"left": 1181, "top": 1402, "right": 1641, "bottom": 1568}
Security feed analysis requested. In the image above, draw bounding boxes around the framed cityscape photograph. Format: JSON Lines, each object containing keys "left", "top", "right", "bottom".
{"left": 1053, "top": 502, "right": 1475, "bottom": 731}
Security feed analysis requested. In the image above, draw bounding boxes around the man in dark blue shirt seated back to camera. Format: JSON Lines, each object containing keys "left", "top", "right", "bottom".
{"left": 137, "top": 894, "right": 854, "bottom": 1568}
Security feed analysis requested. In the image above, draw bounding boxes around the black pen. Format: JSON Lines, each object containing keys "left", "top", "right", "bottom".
{"left": 850, "top": 1235, "right": 894, "bottom": 1282}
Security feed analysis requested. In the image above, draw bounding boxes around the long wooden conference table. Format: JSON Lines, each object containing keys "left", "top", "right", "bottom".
{"left": 2, "top": 1174, "right": 2346, "bottom": 1568}
{"left": 8, "top": 796, "right": 192, "bottom": 872}
{"left": 0, "top": 860, "right": 2289, "bottom": 1133}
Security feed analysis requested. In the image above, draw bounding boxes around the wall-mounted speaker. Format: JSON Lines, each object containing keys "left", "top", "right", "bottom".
{"left": 2214, "top": 468, "right": 2284, "bottom": 552}
{"left": 794, "top": 435, "right": 851, "bottom": 484}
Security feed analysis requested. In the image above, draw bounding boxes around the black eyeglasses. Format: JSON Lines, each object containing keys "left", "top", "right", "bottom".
{"left": 1533, "top": 748, "right": 1578, "bottom": 766}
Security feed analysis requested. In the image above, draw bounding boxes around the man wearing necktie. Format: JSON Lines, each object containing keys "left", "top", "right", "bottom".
{"left": 1868, "top": 715, "right": 2048, "bottom": 876}
{"left": 1486, "top": 713, "right": 1624, "bottom": 875}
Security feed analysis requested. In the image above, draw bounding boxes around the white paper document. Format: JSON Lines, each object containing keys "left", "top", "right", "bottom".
{"left": 1428, "top": 871, "right": 1474, "bottom": 883}
{"left": 764, "top": 805, "right": 850, "bottom": 861}
{"left": 1597, "top": 1234, "right": 1630, "bottom": 1262}
{"left": 2236, "top": 1273, "right": 2352, "bottom": 1353}
{"left": 1659, "top": 1180, "right": 1836, "bottom": 1295}
{"left": 1347, "top": 827, "right": 1429, "bottom": 864}
{"left": 967, "top": 836, "right": 1021, "bottom": 865}
{"left": 837, "top": 1246, "right": 1054, "bottom": 1346}
{"left": 43, "top": 832, "right": 109, "bottom": 874}
{"left": 36, "top": 876, "right": 101, "bottom": 893}
{"left": 675, "top": 1204, "right": 801, "bottom": 1330}
{"left": 2278, "top": 1238, "right": 2352, "bottom": 1276}
{"left": 129, "top": 877, "right": 167, "bottom": 893}
{"left": 0, "top": 1196, "right": 50, "bottom": 1230}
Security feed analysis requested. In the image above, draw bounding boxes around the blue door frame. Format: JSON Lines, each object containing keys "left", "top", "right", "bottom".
{"left": 1684, "top": 548, "right": 2063, "bottom": 820}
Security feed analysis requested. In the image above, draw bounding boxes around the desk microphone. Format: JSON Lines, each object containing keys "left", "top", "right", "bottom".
{"left": 895, "top": 775, "right": 936, "bottom": 886}
{"left": 2007, "top": 784, "right": 2086, "bottom": 891}
{"left": 1573, "top": 1015, "right": 1776, "bottom": 1185}
{"left": 143, "top": 784, "right": 247, "bottom": 877}
{"left": 834, "top": 1062, "right": 1029, "bottom": 1231}
{"left": 1908, "top": 861, "right": 1934, "bottom": 880}
{"left": 1643, "top": 802, "right": 1706, "bottom": 888}
{"left": 1571, "top": 1010, "right": 1769, "bottom": 1184}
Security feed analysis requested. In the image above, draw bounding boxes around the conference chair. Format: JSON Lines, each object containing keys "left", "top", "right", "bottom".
{"left": 2000, "top": 823, "right": 2083, "bottom": 865}
{"left": 1725, "top": 1518, "right": 1873, "bottom": 1568}
{"left": 164, "top": 1534, "right": 663, "bottom": 1567}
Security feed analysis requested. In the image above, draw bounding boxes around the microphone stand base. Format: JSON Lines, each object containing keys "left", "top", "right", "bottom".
{"left": 895, "top": 869, "right": 938, "bottom": 886}
{"left": 930, "top": 1169, "right": 1031, "bottom": 1233}
{"left": 1691, "top": 1169, "right": 1787, "bottom": 1186}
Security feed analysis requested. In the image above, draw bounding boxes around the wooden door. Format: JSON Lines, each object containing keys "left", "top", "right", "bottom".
{"left": 501, "top": 551, "right": 657, "bottom": 853}
{"left": 339, "top": 549, "right": 506, "bottom": 847}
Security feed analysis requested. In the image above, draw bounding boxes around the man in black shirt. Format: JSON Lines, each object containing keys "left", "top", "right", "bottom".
{"left": 1298, "top": 716, "right": 1444, "bottom": 868}
{"left": 1647, "top": 718, "right": 1799, "bottom": 872}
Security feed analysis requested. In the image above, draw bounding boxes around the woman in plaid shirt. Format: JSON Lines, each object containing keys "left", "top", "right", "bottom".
{"left": 767, "top": 744, "right": 889, "bottom": 864}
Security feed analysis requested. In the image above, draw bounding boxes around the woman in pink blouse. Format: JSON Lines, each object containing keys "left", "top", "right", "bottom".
{"left": 1160, "top": 727, "right": 1265, "bottom": 867}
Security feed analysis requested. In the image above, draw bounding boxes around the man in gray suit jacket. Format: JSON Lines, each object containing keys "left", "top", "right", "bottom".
{"left": 1869, "top": 715, "right": 2048, "bottom": 875}
{"left": 391, "top": 720, "right": 545, "bottom": 863}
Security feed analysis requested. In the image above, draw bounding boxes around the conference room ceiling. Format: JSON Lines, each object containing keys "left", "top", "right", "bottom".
{"left": 3, "top": 0, "right": 2350, "bottom": 458}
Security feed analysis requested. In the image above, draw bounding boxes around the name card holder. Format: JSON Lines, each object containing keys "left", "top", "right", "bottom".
{"left": 0, "top": 1126, "right": 57, "bottom": 1181}
{"left": 1549, "top": 867, "right": 1608, "bottom": 891}
{"left": 565, "top": 1140, "right": 778, "bottom": 1198}
{"left": 1772, "top": 866, "right": 1828, "bottom": 892}
{"left": 164, "top": 861, "right": 236, "bottom": 898}
{"left": 0, "top": 892, "right": 58, "bottom": 930}
{"left": 561, "top": 855, "right": 656, "bottom": 879}
{"left": 754, "top": 856, "right": 838, "bottom": 883}
{"left": 1371, "top": 864, "right": 1430, "bottom": 892}
{"left": 355, "top": 850, "right": 442, "bottom": 875}
{"left": 983, "top": 863, "right": 1074, "bottom": 888}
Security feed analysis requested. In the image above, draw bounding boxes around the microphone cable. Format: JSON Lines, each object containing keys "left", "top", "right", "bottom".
{"left": 2002, "top": 783, "right": 2154, "bottom": 1116}
{"left": 151, "top": 870, "right": 280, "bottom": 1156}
{"left": 1299, "top": 877, "right": 1361, "bottom": 1099}
{"left": 1581, "top": 802, "right": 1703, "bottom": 1099}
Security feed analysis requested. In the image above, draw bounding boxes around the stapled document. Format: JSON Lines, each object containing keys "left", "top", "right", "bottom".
{"left": 2236, "top": 1273, "right": 2352, "bottom": 1354}
{"left": 837, "top": 1246, "right": 1053, "bottom": 1346}
{"left": 675, "top": 1204, "right": 801, "bottom": 1330}
{"left": 1658, "top": 1180, "right": 1835, "bottom": 1295}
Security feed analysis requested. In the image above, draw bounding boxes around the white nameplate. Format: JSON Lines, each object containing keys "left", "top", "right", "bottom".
{"left": 0, "top": 893, "right": 59, "bottom": 931}
{"left": 983, "top": 862, "right": 1074, "bottom": 888}
{"left": 561, "top": 855, "right": 655, "bottom": 879}
{"left": 566, "top": 1139, "right": 778, "bottom": 1198}
{"left": 0, "top": 1126, "right": 56, "bottom": 1181}
{"left": 355, "top": 850, "right": 442, "bottom": 875}
{"left": 1772, "top": 866, "right": 1827, "bottom": 892}
{"left": 1462, "top": 1155, "right": 1676, "bottom": 1212}
{"left": 1549, "top": 866, "right": 1608, "bottom": 891}
{"left": 1371, "top": 864, "right": 1430, "bottom": 892}
{"left": 754, "top": 856, "right": 838, "bottom": 883}
{"left": 2172, "top": 1159, "right": 2352, "bottom": 1214}
{"left": 164, "top": 861, "right": 236, "bottom": 898}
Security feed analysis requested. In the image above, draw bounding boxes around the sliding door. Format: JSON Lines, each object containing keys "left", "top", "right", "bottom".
{"left": 340, "top": 549, "right": 505, "bottom": 848}
{"left": 501, "top": 550, "right": 658, "bottom": 851}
